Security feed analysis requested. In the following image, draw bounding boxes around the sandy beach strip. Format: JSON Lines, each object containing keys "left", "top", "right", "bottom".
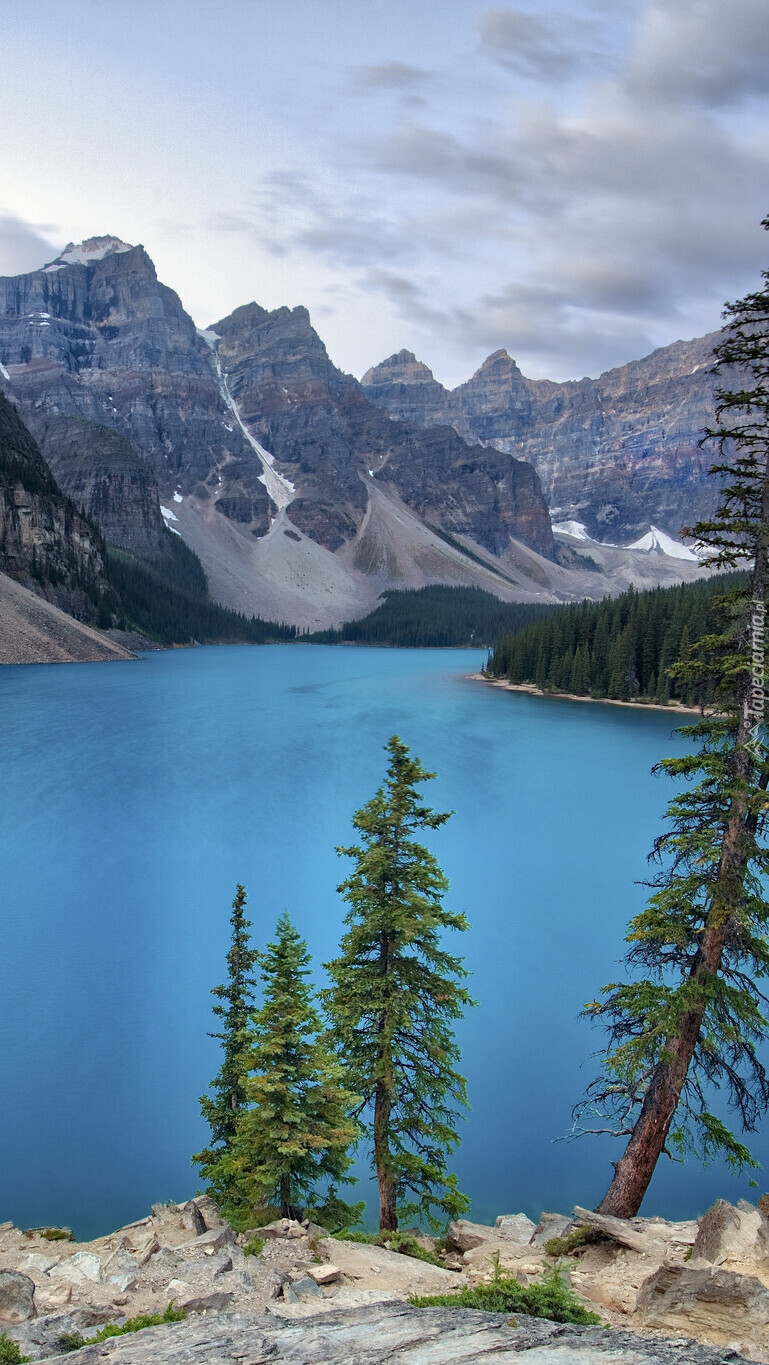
{"left": 468, "top": 672, "right": 703, "bottom": 715}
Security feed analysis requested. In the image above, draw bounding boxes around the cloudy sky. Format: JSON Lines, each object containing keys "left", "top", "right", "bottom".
{"left": 2, "top": 0, "right": 768, "bottom": 385}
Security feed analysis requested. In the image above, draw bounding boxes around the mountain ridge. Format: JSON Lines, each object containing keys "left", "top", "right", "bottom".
{"left": 0, "top": 237, "right": 717, "bottom": 629}
{"left": 362, "top": 332, "right": 723, "bottom": 544}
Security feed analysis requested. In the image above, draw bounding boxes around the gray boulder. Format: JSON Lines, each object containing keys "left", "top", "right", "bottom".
{"left": 446, "top": 1219, "right": 496, "bottom": 1253}
{"left": 19, "top": 1254, "right": 59, "bottom": 1274}
{"left": 188, "top": 1196, "right": 224, "bottom": 1231}
{"left": 257, "top": 1219, "right": 306, "bottom": 1242}
{"left": 528, "top": 1212, "right": 574, "bottom": 1247}
{"left": 176, "top": 1226, "right": 234, "bottom": 1258}
{"left": 284, "top": 1276, "right": 321, "bottom": 1303}
{"left": 174, "top": 1290, "right": 234, "bottom": 1314}
{"left": 692, "top": 1198, "right": 769, "bottom": 1265}
{"left": 494, "top": 1213, "right": 537, "bottom": 1243}
{"left": 0, "top": 1270, "right": 35, "bottom": 1323}
{"left": 5, "top": 1312, "right": 80, "bottom": 1359}
{"left": 637, "top": 1262, "right": 769, "bottom": 1344}
{"left": 177, "top": 1253, "right": 232, "bottom": 1278}
{"left": 49, "top": 1253, "right": 101, "bottom": 1285}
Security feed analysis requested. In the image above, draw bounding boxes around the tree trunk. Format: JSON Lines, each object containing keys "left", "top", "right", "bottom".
{"left": 279, "top": 1174, "right": 291, "bottom": 1220}
{"left": 374, "top": 1078, "right": 397, "bottom": 1230}
{"left": 597, "top": 523, "right": 767, "bottom": 1217}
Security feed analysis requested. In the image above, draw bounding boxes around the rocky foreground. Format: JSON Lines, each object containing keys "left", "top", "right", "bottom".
{"left": 2, "top": 1196, "right": 769, "bottom": 1363}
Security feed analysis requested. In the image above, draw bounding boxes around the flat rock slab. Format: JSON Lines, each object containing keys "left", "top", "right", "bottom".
{"left": 37, "top": 1302, "right": 755, "bottom": 1364}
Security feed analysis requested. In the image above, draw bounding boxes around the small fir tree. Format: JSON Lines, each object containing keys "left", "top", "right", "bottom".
{"left": 193, "top": 884, "right": 258, "bottom": 1210}
{"left": 324, "top": 735, "right": 473, "bottom": 1232}
{"left": 229, "top": 912, "right": 359, "bottom": 1221}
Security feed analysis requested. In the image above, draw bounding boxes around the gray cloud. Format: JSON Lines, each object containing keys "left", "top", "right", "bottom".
{"left": 626, "top": 0, "right": 769, "bottom": 107}
{"left": 217, "top": 0, "right": 769, "bottom": 382}
{"left": 216, "top": 171, "right": 420, "bottom": 271}
{"left": 0, "top": 213, "right": 59, "bottom": 276}
{"left": 478, "top": 8, "right": 601, "bottom": 80}
{"left": 350, "top": 62, "right": 430, "bottom": 93}
{"left": 359, "top": 268, "right": 451, "bottom": 330}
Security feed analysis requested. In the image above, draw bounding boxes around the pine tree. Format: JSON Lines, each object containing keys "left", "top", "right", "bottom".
{"left": 193, "top": 884, "right": 258, "bottom": 1210}
{"left": 323, "top": 736, "right": 473, "bottom": 1232}
{"left": 575, "top": 222, "right": 769, "bottom": 1218}
{"left": 228, "top": 913, "right": 359, "bottom": 1222}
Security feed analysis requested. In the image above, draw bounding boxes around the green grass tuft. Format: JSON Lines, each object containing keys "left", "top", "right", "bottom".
{"left": 543, "top": 1227, "right": 602, "bottom": 1258}
{"left": 60, "top": 1305, "right": 187, "bottom": 1351}
{"left": 333, "top": 1229, "right": 442, "bottom": 1267}
{"left": 409, "top": 1265, "right": 601, "bottom": 1324}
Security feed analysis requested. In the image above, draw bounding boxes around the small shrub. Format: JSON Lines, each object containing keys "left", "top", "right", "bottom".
{"left": 40, "top": 1228, "right": 72, "bottom": 1242}
{"left": 80, "top": 1305, "right": 186, "bottom": 1345}
{"left": 58, "top": 1334, "right": 86, "bottom": 1353}
{"left": 304, "top": 1191, "right": 365, "bottom": 1234}
{"left": 410, "top": 1265, "right": 601, "bottom": 1325}
{"left": 543, "top": 1227, "right": 601, "bottom": 1259}
{"left": 0, "top": 1334, "right": 30, "bottom": 1364}
{"left": 243, "top": 1235, "right": 265, "bottom": 1257}
{"left": 385, "top": 1233, "right": 443, "bottom": 1267}
{"left": 332, "top": 1229, "right": 442, "bottom": 1267}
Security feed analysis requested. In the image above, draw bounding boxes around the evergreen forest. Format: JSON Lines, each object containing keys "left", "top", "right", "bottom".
{"left": 486, "top": 572, "right": 746, "bottom": 705}
{"left": 309, "top": 585, "right": 556, "bottom": 648}
{"left": 105, "top": 537, "right": 296, "bottom": 646}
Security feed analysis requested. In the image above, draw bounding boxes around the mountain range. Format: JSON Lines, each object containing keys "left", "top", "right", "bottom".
{"left": 0, "top": 236, "right": 723, "bottom": 636}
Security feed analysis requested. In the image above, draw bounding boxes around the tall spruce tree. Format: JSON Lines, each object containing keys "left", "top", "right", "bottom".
{"left": 323, "top": 736, "right": 473, "bottom": 1232}
{"left": 193, "top": 884, "right": 258, "bottom": 1210}
{"left": 229, "top": 913, "right": 359, "bottom": 1221}
{"left": 575, "top": 222, "right": 769, "bottom": 1218}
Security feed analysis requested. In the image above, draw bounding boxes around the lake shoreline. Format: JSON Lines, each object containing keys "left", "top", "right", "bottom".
{"left": 469, "top": 672, "right": 702, "bottom": 715}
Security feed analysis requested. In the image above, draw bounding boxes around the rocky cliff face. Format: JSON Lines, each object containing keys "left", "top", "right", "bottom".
{"left": 0, "top": 391, "right": 110, "bottom": 621}
{"left": 0, "top": 238, "right": 272, "bottom": 542}
{"left": 22, "top": 413, "right": 166, "bottom": 553}
{"left": 213, "top": 304, "right": 555, "bottom": 560}
{"left": 362, "top": 335, "right": 724, "bottom": 543}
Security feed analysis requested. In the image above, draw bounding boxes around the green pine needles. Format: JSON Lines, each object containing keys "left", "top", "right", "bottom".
{"left": 323, "top": 736, "right": 473, "bottom": 1232}
{"left": 195, "top": 738, "right": 473, "bottom": 1234}
{"left": 193, "top": 884, "right": 258, "bottom": 1212}
{"left": 229, "top": 912, "right": 359, "bottom": 1220}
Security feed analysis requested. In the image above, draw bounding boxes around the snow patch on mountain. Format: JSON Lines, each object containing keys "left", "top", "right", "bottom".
{"left": 43, "top": 236, "right": 134, "bottom": 271}
{"left": 626, "top": 526, "right": 700, "bottom": 561}
{"left": 554, "top": 519, "right": 702, "bottom": 562}
{"left": 553, "top": 520, "right": 598, "bottom": 542}
{"left": 197, "top": 327, "right": 295, "bottom": 511}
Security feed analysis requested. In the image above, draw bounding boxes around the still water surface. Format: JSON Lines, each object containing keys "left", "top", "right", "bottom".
{"left": 1, "top": 644, "right": 764, "bottom": 1238}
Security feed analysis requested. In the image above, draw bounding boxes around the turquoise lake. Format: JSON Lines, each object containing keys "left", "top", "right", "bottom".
{"left": 1, "top": 643, "right": 765, "bottom": 1239}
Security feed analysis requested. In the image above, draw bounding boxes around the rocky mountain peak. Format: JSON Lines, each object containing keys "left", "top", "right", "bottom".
{"left": 454, "top": 348, "right": 532, "bottom": 436}
{"left": 462, "top": 348, "right": 526, "bottom": 391}
{"left": 214, "top": 301, "right": 339, "bottom": 391}
{"left": 42, "top": 236, "right": 135, "bottom": 271}
{"left": 361, "top": 350, "right": 441, "bottom": 389}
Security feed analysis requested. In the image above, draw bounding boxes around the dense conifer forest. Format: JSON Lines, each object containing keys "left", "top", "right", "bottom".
{"left": 105, "top": 538, "right": 296, "bottom": 645}
{"left": 486, "top": 572, "right": 746, "bottom": 705}
{"left": 309, "top": 585, "right": 556, "bottom": 648}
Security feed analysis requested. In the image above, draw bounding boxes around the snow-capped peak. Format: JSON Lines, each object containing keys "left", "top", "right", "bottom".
{"left": 42, "top": 236, "right": 135, "bottom": 271}
{"left": 626, "top": 526, "right": 700, "bottom": 562}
